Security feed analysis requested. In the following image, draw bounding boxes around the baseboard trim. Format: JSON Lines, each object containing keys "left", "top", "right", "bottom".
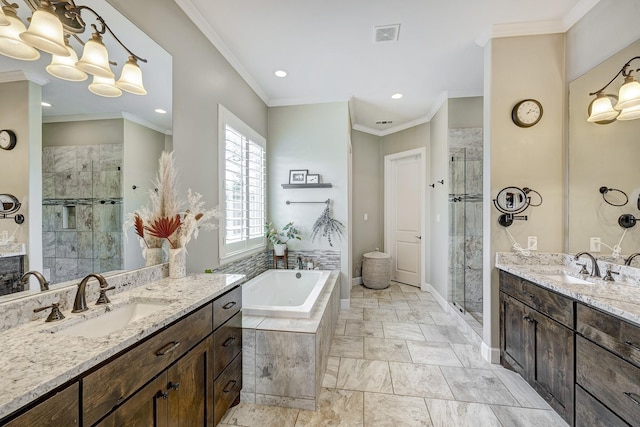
{"left": 423, "top": 283, "right": 448, "bottom": 311}
{"left": 481, "top": 342, "right": 500, "bottom": 364}
{"left": 341, "top": 299, "right": 350, "bottom": 310}
{"left": 351, "top": 276, "right": 363, "bottom": 286}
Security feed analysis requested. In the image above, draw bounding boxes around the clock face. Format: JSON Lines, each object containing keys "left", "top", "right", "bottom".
{"left": 512, "top": 99, "right": 543, "bottom": 127}
{"left": 0, "top": 130, "right": 16, "bottom": 150}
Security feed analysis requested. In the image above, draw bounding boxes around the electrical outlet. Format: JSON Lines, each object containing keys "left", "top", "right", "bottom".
{"left": 590, "top": 237, "right": 601, "bottom": 252}
{"left": 527, "top": 236, "right": 537, "bottom": 250}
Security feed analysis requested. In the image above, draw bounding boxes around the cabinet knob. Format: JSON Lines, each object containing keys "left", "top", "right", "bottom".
{"left": 168, "top": 381, "right": 180, "bottom": 391}
{"left": 156, "top": 390, "right": 168, "bottom": 400}
{"left": 522, "top": 315, "right": 535, "bottom": 323}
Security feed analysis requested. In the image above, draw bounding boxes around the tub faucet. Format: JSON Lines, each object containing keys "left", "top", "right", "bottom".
{"left": 624, "top": 252, "right": 640, "bottom": 266}
{"left": 72, "top": 273, "right": 108, "bottom": 313}
{"left": 20, "top": 271, "right": 50, "bottom": 291}
{"left": 574, "top": 252, "right": 601, "bottom": 278}
{"left": 297, "top": 256, "right": 304, "bottom": 270}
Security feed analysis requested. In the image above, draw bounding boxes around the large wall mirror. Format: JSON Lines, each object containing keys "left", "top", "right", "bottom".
{"left": 568, "top": 38, "right": 640, "bottom": 262}
{"left": 0, "top": 0, "right": 172, "bottom": 301}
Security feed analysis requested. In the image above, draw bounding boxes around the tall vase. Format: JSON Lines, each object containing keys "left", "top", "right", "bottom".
{"left": 144, "top": 247, "right": 164, "bottom": 266}
{"left": 169, "top": 248, "right": 186, "bottom": 279}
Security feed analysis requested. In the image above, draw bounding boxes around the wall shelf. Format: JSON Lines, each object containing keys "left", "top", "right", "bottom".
{"left": 281, "top": 183, "right": 332, "bottom": 189}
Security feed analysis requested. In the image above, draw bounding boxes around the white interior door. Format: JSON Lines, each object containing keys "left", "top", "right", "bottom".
{"left": 386, "top": 151, "right": 423, "bottom": 287}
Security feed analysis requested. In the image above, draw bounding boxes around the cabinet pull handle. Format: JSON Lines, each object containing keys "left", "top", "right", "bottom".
{"left": 527, "top": 293, "right": 535, "bottom": 299}
{"left": 222, "top": 337, "right": 236, "bottom": 347}
{"left": 156, "top": 341, "right": 180, "bottom": 356}
{"left": 222, "top": 301, "right": 237, "bottom": 310}
{"left": 156, "top": 390, "right": 168, "bottom": 400}
{"left": 168, "top": 381, "right": 180, "bottom": 391}
{"left": 223, "top": 380, "right": 237, "bottom": 393}
{"left": 625, "top": 340, "right": 640, "bottom": 352}
{"left": 624, "top": 392, "right": 640, "bottom": 406}
{"left": 522, "top": 315, "right": 535, "bottom": 323}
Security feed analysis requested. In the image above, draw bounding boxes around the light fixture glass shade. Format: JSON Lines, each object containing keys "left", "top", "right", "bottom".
{"left": 76, "top": 32, "right": 114, "bottom": 78}
{"left": 616, "top": 104, "right": 640, "bottom": 121}
{"left": 587, "top": 93, "right": 619, "bottom": 122}
{"left": 88, "top": 75, "right": 122, "bottom": 97}
{"left": 0, "top": 6, "right": 11, "bottom": 26}
{"left": 615, "top": 75, "right": 640, "bottom": 111}
{"left": 115, "top": 56, "right": 147, "bottom": 95}
{"left": 46, "top": 40, "right": 87, "bottom": 81}
{"left": 0, "top": 8, "right": 40, "bottom": 61}
{"left": 19, "top": 1, "right": 69, "bottom": 57}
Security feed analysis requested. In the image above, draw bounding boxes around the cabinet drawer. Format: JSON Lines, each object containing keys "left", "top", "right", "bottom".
{"left": 214, "top": 285, "right": 241, "bottom": 330}
{"left": 499, "top": 271, "right": 526, "bottom": 299}
{"left": 576, "top": 336, "right": 640, "bottom": 426}
{"left": 521, "top": 281, "right": 573, "bottom": 328}
{"left": 577, "top": 303, "right": 640, "bottom": 367}
{"left": 83, "top": 303, "right": 213, "bottom": 426}
{"left": 575, "top": 385, "right": 629, "bottom": 427}
{"left": 213, "top": 311, "right": 242, "bottom": 379}
{"left": 3, "top": 382, "right": 79, "bottom": 427}
{"left": 214, "top": 352, "right": 242, "bottom": 426}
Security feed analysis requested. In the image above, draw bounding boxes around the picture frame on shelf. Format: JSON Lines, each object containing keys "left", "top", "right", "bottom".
{"left": 289, "top": 169, "right": 308, "bottom": 184}
{"left": 306, "top": 174, "right": 320, "bottom": 184}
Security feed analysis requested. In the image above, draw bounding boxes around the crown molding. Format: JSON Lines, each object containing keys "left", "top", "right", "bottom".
{"left": 268, "top": 94, "right": 351, "bottom": 108}
{"left": 0, "top": 70, "right": 50, "bottom": 86}
{"left": 42, "top": 112, "right": 172, "bottom": 135}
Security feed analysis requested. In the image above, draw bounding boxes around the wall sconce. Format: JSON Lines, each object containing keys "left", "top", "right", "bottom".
{"left": 587, "top": 56, "right": 640, "bottom": 124}
{"left": 0, "top": 0, "right": 147, "bottom": 97}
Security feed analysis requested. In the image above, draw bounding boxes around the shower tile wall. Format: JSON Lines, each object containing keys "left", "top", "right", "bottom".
{"left": 42, "top": 144, "right": 123, "bottom": 284}
{"left": 449, "top": 128, "right": 483, "bottom": 319}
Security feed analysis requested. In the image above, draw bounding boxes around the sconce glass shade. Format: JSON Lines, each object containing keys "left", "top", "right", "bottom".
{"left": 76, "top": 32, "right": 114, "bottom": 79}
{"left": 88, "top": 75, "right": 122, "bottom": 97}
{"left": 616, "top": 104, "right": 640, "bottom": 121}
{"left": 587, "top": 92, "right": 619, "bottom": 123}
{"left": 19, "top": 1, "right": 69, "bottom": 57}
{"left": 0, "top": 8, "right": 40, "bottom": 61}
{"left": 615, "top": 75, "right": 640, "bottom": 111}
{"left": 46, "top": 40, "right": 87, "bottom": 82}
{"left": 115, "top": 56, "right": 147, "bottom": 95}
{"left": 0, "top": 6, "right": 10, "bottom": 26}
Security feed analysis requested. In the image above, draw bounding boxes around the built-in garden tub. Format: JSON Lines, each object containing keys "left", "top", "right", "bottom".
{"left": 241, "top": 269, "right": 340, "bottom": 410}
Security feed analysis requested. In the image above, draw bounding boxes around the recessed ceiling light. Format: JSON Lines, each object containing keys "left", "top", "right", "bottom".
{"left": 391, "top": 93, "right": 403, "bottom": 100}
{"left": 155, "top": 108, "right": 167, "bottom": 114}
{"left": 41, "top": 101, "right": 52, "bottom": 107}
{"left": 274, "top": 70, "right": 287, "bottom": 78}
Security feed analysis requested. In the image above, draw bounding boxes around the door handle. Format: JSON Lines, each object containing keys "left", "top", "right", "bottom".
{"left": 415, "top": 235, "right": 422, "bottom": 240}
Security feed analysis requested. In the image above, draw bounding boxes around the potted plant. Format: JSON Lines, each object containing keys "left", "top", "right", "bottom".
{"left": 265, "top": 221, "right": 301, "bottom": 255}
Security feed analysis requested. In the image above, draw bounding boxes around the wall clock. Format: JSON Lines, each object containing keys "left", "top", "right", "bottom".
{"left": 0, "top": 129, "right": 17, "bottom": 150}
{"left": 512, "top": 99, "right": 543, "bottom": 128}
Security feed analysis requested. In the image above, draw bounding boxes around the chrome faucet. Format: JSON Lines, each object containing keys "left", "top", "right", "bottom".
{"left": 574, "top": 252, "right": 601, "bottom": 278}
{"left": 20, "top": 271, "right": 50, "bottom": 291}
{"left": 624, "top": 252, "right": 640, "bottom": 266}
{"left": 72, "top": 273, "right": 108, "bottom": 313}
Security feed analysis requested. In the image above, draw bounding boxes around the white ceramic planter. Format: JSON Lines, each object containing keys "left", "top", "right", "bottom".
{"left": 273, "top": 243, "right": 287, "bottom": 256}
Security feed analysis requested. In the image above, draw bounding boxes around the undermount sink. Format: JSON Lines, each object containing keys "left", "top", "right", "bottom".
{"left": 49, "top": 298, "right": 174, "bottom": 338}
{"left": 543, "top": 273, "right": 592, "bottom": 285}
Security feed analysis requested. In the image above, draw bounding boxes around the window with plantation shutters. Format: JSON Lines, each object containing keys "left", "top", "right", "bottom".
{"left": 219, "top": 105, "right": 266, "bottom": 261}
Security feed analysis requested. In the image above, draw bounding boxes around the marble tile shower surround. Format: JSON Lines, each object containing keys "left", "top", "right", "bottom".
{"left": 496, "top": 252, "right": 640, "bottom": 326}
{"left": 0, "top": 263, "right": 168, "bottom": 332}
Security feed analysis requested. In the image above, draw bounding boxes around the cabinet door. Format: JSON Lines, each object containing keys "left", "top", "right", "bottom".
{"left": 500, "top": 292, "right": 531, "bottom": 375}
{"left": 3, "top": 383, "right": 79, "bottom": 427}
{"left": 529, "top": 310, "right": 574, "bottom": 426}
{"left": 166, "top": 336, "right": 214, "bottom": 427}
{"left": 96, "top": 375, "right": 168, "bottom": 427}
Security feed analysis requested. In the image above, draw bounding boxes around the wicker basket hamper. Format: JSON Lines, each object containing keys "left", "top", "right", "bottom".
{"left": 362, "top": 251, "right": 391, "bottom": 289}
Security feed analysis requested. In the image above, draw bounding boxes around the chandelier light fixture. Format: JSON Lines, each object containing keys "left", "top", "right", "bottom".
{"left": 587, "top": 55, "right": 640, "bottom": 124}
{"left": 0, "top": 0, "right": 147, "bottom": 97}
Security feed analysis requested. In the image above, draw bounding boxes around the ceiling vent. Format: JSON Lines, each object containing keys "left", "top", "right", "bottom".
{"left": 376, "top": 120, "right": 393, "bottom": 125}
{"left": 374, "top": 24, "right": 400, "bottom": 43}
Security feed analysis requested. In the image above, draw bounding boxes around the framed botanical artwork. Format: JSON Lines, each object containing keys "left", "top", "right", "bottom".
{"left": 306, "top": 174, "right": 320, "bottom": 184}
{"left": 289, "top": 169, "right": 308, "bottom": 184}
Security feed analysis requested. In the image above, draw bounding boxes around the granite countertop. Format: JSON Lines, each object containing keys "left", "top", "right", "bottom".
{"left": 0, "top": 243, "right": 26, "bottom": 258}
{"left": 496, "top": 253, "right": 640, "bottom": 327}
{"left": 0, "top": 273, "right": 244, "bottom": 421}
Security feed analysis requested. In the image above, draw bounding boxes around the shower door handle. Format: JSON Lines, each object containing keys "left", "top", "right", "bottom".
{"left": 415, "top": 235, "right": 421, "bottom": 240}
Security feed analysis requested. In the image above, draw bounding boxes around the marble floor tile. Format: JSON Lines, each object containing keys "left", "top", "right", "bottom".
{"left": 336, "top": 358, "right": 393, "bottom": 393}
{"left": 322, "top": 357, "right": 340, "bottom": 388}
{"left": 339, "top": 308, "right": 364, "bottom": 320}
{"left": 363, "top": 288, "right": 392, "bottom": 298}
{"left": 407, "top": 300, "right": 446, "bottom": 312}
{"left": 417, "top": 292, "right": 437, "bottom": 302}
{"left": 335, "top": 319, "right": 346, "bottom": 335}
{"left": 330, "top": 336, "right": 364, "bottom": 358}
{"left": 429, "top": 311, "right": 461, "bottom": 325}
{"left": 364, "top": 392, "right": 432, "bottom": 426}
{"left": 406, "top": 341, "right": 462, "bottom": 367}
{"left": 363, "top": 308, "right": 399, "bottom": 322}
{"left": 449, "top": 344, "right": 496, "bottom": 369}
{"left": 378, "top": 299, "right": 411, "bottom": 310}
{"left": 419, "top": 324, "right": 470, "bottom": 344}
{"left": 364, "top": 337, "right": 412, "bottom": 362}
{"left": 388, "top": 362, "right": 454, "bottom": 399}
{"left": 386, "top": 283, "right": 404, "bottom": 293}
{"left": 439, "top": 366, "right": 519, "bottom": 406}
{"left": 220, "top": 402, "right": 299, "bottom": 427}
{"left": 344, "top": 320, "right": 384, "bottom": 337}
{"left": 295, "top": 388, "right": 364, "bottom": 426}
{"left": 493, "top": 369, "right": 552, "bottom": 409}
{"left": 383, "top": 322, "right": 426, "bottom": 341}
{"left": 350, "top": 288, "right": 364, "bottom": 298}
{"left": 397, "top": 283, "right": 421, "bottom": 293}
{"left": 350, "top": 298, "right": 379, "bottom": 309}
{"left": 490, "top": 405, "right": 568, "bottom": 427}
{"left": 390, "top": 292, "right": 420, "bottom": 301}
{"left": 395, "top": 309, "right": 435, "bottom": 324}
{"left": 425, "top": 399, "right": 502, "bottom": 427}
